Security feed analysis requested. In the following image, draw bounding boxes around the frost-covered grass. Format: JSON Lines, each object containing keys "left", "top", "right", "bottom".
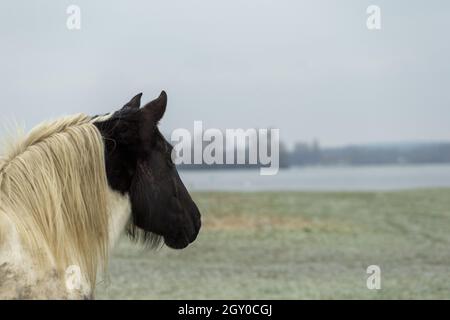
{"left": 97, "top": 189, "right": 450, "bottom": 299}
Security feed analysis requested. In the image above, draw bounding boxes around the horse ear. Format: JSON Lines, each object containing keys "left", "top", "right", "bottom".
{"left": 141, "top": 91, "right": 167, "bottom": 122}
{"left": 123, "top": 93, "right": 143, "bottom": 109}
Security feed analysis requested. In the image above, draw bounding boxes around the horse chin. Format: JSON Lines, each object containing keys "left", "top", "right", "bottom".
{"left": 163, "top": 236, "right": 190, "bottom": 250}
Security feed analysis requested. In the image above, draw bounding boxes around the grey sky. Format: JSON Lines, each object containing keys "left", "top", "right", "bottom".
{"left": 1, "top": 0, "right": 449, "bottom": 147}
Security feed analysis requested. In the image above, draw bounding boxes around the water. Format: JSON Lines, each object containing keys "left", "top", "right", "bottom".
{"left": 178, "top": 164, "right": 450, "bottom": 191}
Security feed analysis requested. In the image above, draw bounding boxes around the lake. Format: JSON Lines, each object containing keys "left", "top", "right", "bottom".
{"left": 178, "top": 164, "right": 450, "bottom": 191}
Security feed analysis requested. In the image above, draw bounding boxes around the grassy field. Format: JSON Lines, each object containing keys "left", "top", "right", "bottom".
{"left": 96, "top": 189, "right": 450, "bottom": 299}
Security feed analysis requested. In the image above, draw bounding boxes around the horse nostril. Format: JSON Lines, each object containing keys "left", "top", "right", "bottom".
{"left": 187, "top": 227, "right": 198, "bottom": 243}
{"left": 192, "top": 206, "right": 202, "bottom": 232}
{"left": 194, "top": 215, "right": 201, "bottom": 233}
{"left": 197, "top": 218, "right": 201, "bottom": 232}
{"left": 188, "top": 215, "right": 201, "bottom": 243}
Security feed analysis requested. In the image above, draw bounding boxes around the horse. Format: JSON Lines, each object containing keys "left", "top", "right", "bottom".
{"left": 0, "top": 91, "right": 201, "bottom": 299}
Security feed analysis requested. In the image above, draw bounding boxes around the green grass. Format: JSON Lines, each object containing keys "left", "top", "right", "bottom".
{"left": 96, "top": 189, "right": 450, "bottom": 299}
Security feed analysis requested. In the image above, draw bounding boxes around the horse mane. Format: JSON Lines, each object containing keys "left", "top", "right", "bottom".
{"left": 0, "top": 114, "right": 109, "bottom": 290}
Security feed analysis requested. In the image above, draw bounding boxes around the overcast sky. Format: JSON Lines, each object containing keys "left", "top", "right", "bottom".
{"left": 1, "top": 0, "right": 449, "bottom": 147}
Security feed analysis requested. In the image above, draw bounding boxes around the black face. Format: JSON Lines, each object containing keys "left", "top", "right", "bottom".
{"left": 94, "top": 91, "right": 201, "bottom": 249}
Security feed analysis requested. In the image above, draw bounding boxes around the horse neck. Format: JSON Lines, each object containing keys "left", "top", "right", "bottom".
{"left": 107, "top": 189, "right": 132, "bottom": 250}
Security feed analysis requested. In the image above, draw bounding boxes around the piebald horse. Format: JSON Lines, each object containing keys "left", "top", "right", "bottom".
{"left": 0, "top": 91, "right": 201, "bottom": 299}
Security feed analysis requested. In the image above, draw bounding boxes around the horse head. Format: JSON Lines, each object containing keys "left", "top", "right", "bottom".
{"left": 94, "top": 91, "right": 201, "bottom": 249}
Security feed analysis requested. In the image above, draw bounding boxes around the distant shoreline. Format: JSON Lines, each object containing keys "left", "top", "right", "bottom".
{"left": 178, "top": 164, "right": 450, "bottom": 192}
{"left": 177, "top": 161, "right": 450, "bottom": 171}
